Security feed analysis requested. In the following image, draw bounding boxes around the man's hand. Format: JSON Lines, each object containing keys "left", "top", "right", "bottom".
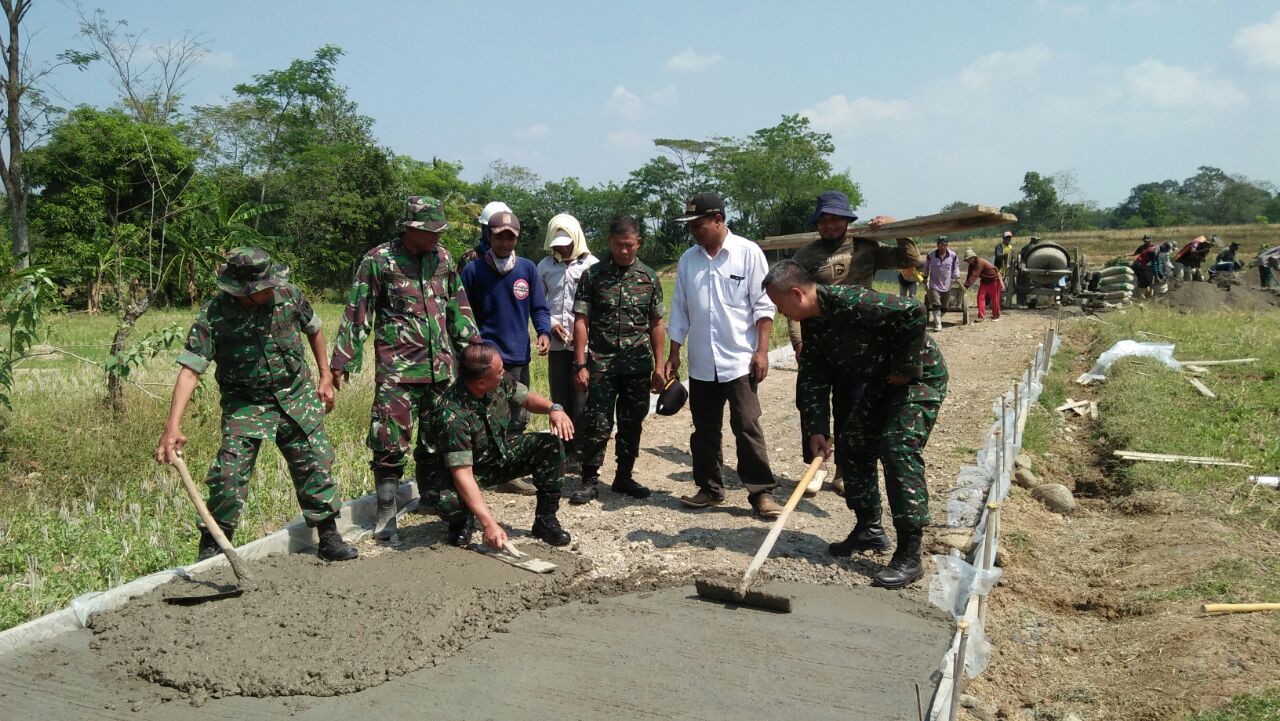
{"left": 535, "top": 333, "right": 551, "bottom": 356}
{"left": 867, "top": 215, "right": 898, "bottom": 230}
{"left": 886, "top": 374, "right": 912, "bottom": 386}
{"left": 316, "top": 371, "right": 335, "bottom": 412}
{"left": 574, "top": 366, "right": 590, "bottom": 392}
{"left": 551, "top": 323, "right": 570, "bottom": 344}
{"left": 481, "top": 520, "right": 509, "bottom": 550}
{"left": 549, "top": 409, "right": 575, "bottom": 441}
{"left": 664, "top": 356, "right": 679, "bottom": 384}
{"left": 333, "top": 370, "right": 350, "bottom": 391}
{"left": 750, "top": 350, "right": 769, "bottom": 383}
{"left": 156, "top": 426, "right": 187, "bottom": 465}
{"left": 650, "top": 370, "right": 666, "bottom": 394}
{"left": 809, "top": 433, "right": 832, "bottom": 461}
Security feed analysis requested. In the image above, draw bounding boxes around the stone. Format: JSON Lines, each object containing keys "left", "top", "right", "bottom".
{"left": 960, "top": 694, "right": 998, "bottom": 721}
{"left": 936, "top": 529, "right": 975, "bottom": 554}
{"left": 1013, "top": 467, "right": 1040, "bottom": 489}
{"left": 1014, "top": 453, "right": 1033, "bottom": 471}
{"left": 1031, "top": 483, "right": 1077, "bottom": 514}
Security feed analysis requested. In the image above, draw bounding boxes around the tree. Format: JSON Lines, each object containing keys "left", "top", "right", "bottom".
{"left": 1002, "top": 171, "right": 1061, "bottom": 232}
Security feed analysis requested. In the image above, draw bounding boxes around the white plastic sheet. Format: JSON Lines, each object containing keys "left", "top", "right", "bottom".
{"left": 1079, "top": 340, "right": 1180, "bottom": 384}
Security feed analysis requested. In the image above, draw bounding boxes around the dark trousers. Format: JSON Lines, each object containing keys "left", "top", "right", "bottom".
{"left": 547, "top": 350, "right": 587, "bottom": 457}
{"left": 798, "top": 378, "right": 870, "bottom": 487}
{"left": 689, "top": 375, "right": 775, "bottom": 496}
{"left": 503, "top": 363, "right": 531, "bottom": 435}
{"left": 580, "top": 371, "right": 649, "bottom": 470}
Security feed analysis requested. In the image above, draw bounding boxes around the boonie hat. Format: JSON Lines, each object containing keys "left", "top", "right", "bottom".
{"left": 401, "top": 195, "right": 448, "bottom": 232}
{"left": 489, "top": 211, "right": 521, "bottom": 237}
{"left": 808, "top": 190, "right": 858, "bottom": 224}
{"left": 217, "top": 247, "right": 288, "bottom": 296}
{"left": 963, "top": 248, "right": 977, "bottom": 260}
{"left": 675, "top": 192, "right": 725, "bottom": 223}
{"left": 655, "top": 377, "right": 688, "bottom": 416}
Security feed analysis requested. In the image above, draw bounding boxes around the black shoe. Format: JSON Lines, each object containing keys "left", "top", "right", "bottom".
{"left": 611, "top": 477, "right": 651, "bottom": 499}
{"left": 197, "top": 526, "right": 233, "bottom": 561}
{"left": 828, "top": 509, "right": 891, "bottom": 557}
{"left": 569, "top": 469, "right": 600, "bottom": 505}
{"left": 446, "top": 513, "right": 475, "bottom": 547}
{"left": 316, "top": 517, "right": 359, "bottom": 561}
{"left": 531, "top": 492, "right": 571, "bottom": 546}
{"left": 872, "top": 526, "right": 924, "bottom": 589}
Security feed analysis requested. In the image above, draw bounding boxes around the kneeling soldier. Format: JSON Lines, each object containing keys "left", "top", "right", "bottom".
{"left": 155, "top": 247, "right": 357, "bottom": 562}
{"left": 763, "top": 259, "right": 948, "bottom": 588}
{"left": 427, "top": 342, "right": 575, "bottom": 549}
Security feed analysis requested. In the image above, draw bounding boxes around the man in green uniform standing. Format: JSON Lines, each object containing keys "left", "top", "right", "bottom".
{"left": 330, "top": 196, "right": 480, "bottom": 542}
{"left": 763, "top": 259, "right": 947, "bottom": 589}
{"left": 155, "top": 248, "right": 357, "bottom": 562}
{"left": 426, "top": 342, "right": 575, "bottom": 548}
{"left": 568, "top": 215, "right": 666, "bottom": 504}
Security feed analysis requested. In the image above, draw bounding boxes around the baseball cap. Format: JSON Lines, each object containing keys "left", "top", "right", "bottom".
{"left": 937, "top": 235, "right": 950, "bottom": 244}
{"left": 549, "top": 231, "right": 574, "bottom": 247}
{"left": 489, "top": 210, "right": 521, "bottom": 237}
{"left": 675, "top": 192, "right": 725, "bottom": 223}
{"left": 1003, "top": 231, "right": 1013, "bottom": 238}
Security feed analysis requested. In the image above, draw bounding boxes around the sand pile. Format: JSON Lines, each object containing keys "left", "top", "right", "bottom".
{"left": 1156, "top": 278, "right": 1280, "bottom": 313}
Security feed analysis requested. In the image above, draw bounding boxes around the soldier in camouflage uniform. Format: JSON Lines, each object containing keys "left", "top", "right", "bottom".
{"left": 155, "top": 247, "right": 358, "bottom": 562}
{"left": 426, "top": 342, "right": 574, "bottom": 548}
{"left": 764, "top": 259, "right": 948, "bottom": 589}
{"left": 568, "top": 215, "right": 666, "bottom": 504}
{"left": 330, "top": 196, "right": 480, "bottom": 542}
{"left": 788, "top": 192, "right": 920, "bottom": 497}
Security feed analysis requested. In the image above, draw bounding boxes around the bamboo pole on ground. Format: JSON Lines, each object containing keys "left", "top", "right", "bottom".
{"left": 948, "top": 621, "right": 971, "bottom": 721}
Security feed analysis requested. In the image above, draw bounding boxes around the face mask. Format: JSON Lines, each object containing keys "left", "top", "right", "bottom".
{"left": 486, "top": 249, "right": 517, "bottom": 275}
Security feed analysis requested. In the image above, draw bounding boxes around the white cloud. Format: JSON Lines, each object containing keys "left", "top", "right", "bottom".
{"left": 801, "top": 94, "right": 912, "bottom": 133}
{"left": 1234, "top": 11, "right": 1280, "bottom": 70}
{"left": 605, "top": 129, "right": 649, "bottom": 150}
{"left": 605, "top": 85, "right": 643, "bottom": 118}
{"left": 959, "top": 45, "right": 1052, "bottom": 89}
{"left": 666, "top": 49, "right": 722, "bottom": 72}
{"left": 1123, "top": 59, "right": 1247, "bottom": 108}
{"left": 513, "top": 123, "right": 550, "bottom": 140}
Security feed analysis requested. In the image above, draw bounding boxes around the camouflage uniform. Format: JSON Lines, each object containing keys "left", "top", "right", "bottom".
{"left": 574, "top": 258, "right": 664, "bottom": 472}
{"left": 176, "top": 283, "right": 339, "bottom": 529}
{"left": 330, "top": 235, "right": 479, "bottom": 486}
{"left": 426, "top": 375, "right": 566, "bottom": 516}
{"left": 797, "top": 285, "right": 948, "bottom": 532}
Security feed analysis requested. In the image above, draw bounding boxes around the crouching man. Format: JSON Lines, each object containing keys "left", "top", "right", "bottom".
{"left": 155, "top": 247, "right": 357, "bottom": 562}
{"left": 426, "top": 342, "right": 575, "bottom": 549}
{"left": 763, "top": 259, "right": 948, "bottom": 589}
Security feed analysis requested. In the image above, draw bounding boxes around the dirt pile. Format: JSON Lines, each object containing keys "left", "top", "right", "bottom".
{"left": 1156, "top": 279, "right": 1280, "bottom": 313}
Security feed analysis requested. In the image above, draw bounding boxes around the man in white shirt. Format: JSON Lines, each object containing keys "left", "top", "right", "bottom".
{"left": 664, "top": 193, "right": 782, "bottom": 518}
{"left": 537, "top": 213, "right": 598, "bottom": 468}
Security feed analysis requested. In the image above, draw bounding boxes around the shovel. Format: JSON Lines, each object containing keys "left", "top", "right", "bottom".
{"left": 164, "top": 452, "right": 254, "bottom": 605}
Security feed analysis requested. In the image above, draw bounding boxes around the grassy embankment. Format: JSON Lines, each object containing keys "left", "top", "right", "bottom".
{"left": 1021, "top": 305, "right": 1279, "bottom": 719}
{"left": 0, "top": 279, "right": 792, "bottom": 631}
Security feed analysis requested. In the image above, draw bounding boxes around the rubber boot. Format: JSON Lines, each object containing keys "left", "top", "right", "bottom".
{"left": 197, "top": 525, "right": 233, "bottom": 561}
{"left": 872, "top": 524, "right": 924, "bottom": 589}
{"left": 316, "top": 517, "right": 359, "bottom": 561}
{"left": 610, "top": 456, "right": 650, "bottom": 499}
{"left": 531, "top": 492, "right": 571, "bottom": 547}
{"left": 828, "top": 507, "right": 891, "bottom": 557}
{"left": 446, "top": 512, "right": 475, "bottom": 547}
{"left": 569, "top": 466, "right": 600, "bottom": 505}
{"left": 931, "top": 310, "right": 943, "bottom": 332}
{"left": 373, "top": 475, "right": 400, "bottom": 543}
{"left": 413, "top": 469, "right": 439, "bottom": 514}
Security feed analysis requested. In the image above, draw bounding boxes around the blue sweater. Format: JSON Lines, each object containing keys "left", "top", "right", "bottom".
{"left": 461, "top": 256, "right": 551, "bottom": 366}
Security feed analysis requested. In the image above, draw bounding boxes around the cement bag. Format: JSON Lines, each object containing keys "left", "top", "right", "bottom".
{"left": 1099, "top": 266, "right": 1135, "bottom": 279}
{"left": 1099, "top": 290, "right": 1131, "bottom": 301}
{"left": 1098, "top": 280, "right": 1135, "bottom": 292}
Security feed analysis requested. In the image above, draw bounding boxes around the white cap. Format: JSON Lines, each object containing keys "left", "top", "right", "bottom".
{"left": 479, "top": 201, "right": 512, "bottom": 226}
{"left": 549, "top": 232, "right": 574, "bottom": 247}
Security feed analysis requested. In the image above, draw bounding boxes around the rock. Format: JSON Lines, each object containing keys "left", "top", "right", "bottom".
{"left": 935, "top": 529, "right": 974, "bottom": 554}
{"left": 1014, "top": 453, "right": 1033, "bottom": 471}
{"left": 960, "top": 694, "right": 998, "bottom": 721}
{"left": 1013, "top": 467, "right": 1040, "bottom": 489}
{"left": 1031, "top": 483, "right": 1077, "bottom": 513}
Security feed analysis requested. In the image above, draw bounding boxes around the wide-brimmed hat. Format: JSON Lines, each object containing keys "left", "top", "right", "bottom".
{"left": 963, "top": 248, "right": 977, "bottom": 260}
{"left": 675, "top": 192, "right": 725, "bottom": 223}
{"left": 401, "top": 195, "right": 448, "bottom": 232}
{"left": 655, "top": 377, "right": 688, "bottom": 416}
{"left": 217, "top": 247, "right": 288, "bottom": 296}
{"left": 808, "top": 190, "right": 858, "bottom": 224}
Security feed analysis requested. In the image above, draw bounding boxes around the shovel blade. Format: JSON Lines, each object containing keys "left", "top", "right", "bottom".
{"left": 164, "top": 588, "right": 244, "bottom": 606}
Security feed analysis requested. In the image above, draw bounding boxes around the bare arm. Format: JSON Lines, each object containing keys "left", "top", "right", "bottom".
{"left": 649, "top": 317, "right": 667, "bottom": 391}
{"left": 750, "top": 316, "right": 774, "bottom": 383}
{"left": 450, "top": 465, "right": 507, "bottom": 549}
{"left": 156, "top": 367, "right": 200, "bottom": 464}
{"left": 523, "top": 390, "right": 575, "bottom": 440}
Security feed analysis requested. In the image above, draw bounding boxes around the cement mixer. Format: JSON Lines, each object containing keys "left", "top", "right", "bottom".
{"left": 1003, "top": 239, "right": 1086, "bottom": 308}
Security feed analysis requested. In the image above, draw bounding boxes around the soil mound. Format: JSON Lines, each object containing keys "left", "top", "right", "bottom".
{"left": 1156, "top": 278, "right": 1280, "bottom": 313}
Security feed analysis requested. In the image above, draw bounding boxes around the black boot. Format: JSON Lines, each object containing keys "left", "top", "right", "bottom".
{"left": 446, "top": 512, "right": 475, "bottom": 547}
{"left": 828, "top": 507, "right": 891, "bottom": 557}
{"left": 569, "top": 467, "right": 600, "bottom": 505}
{"left": 197, "top": 525, "right": 233, "bottom": 561}
{"left": 373, "top": 473, "right": 400, "bottom": 542}
{"left": 872, "top": 524, "right": 924, "bottom": 589}
{"left": 531, "top": 492, "right": 571, "bottom": 546}
{"left": 316, "top": 517, "right": 359, "bottom": 561}
{"left": 610, "top": 457, "right": 650, "bottom": 499}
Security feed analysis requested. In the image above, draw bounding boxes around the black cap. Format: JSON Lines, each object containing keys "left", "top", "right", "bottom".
{"left": 675, "top": 192, "right": 725, "bottom": 223}
{"left": 655, "top": 377, "right": 688, "bottom": 416}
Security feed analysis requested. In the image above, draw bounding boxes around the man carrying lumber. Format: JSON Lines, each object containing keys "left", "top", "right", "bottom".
{"left": 330, "top": 196, "right": 481, "bottom": 542}
{"left": 156, "top": 247, "right": 358, "bottom": 562}
{"left": 763, "top": 259, "right": 948, "bottom": 589}
{"left": 787, "top": 190, "right": 919, "bottom": 496}
{"left": 425, "top": 342, "right": 574, "bottom": 548}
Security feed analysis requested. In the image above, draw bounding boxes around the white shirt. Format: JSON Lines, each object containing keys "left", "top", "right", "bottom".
{"left": 537, "top": 252, "right": 597, "bottom": 351}
{"left": 668, "top": 231, "right": 776, "bottom": 382}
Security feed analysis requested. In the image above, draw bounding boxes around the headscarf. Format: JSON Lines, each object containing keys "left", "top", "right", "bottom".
{"left": 543, "top": 213, "right": 590, "bottom": 259}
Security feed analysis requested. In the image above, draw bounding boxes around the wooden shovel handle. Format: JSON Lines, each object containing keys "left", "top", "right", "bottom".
{"left": 1203, "top": 603, "right": 1280, "bottom": 614}
{"left": 736, "top": 457, "right": 826, "bottom": 598}
{"left": 171, "top": 453, "right": 253, "bottom": 584}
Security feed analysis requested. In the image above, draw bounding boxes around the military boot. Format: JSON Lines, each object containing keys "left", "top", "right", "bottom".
{"left": 316, "top": 517, "right": 359, "bottom": 561}
{"left": 373, "top": 472, "right": 400, "bottom": 543}
{"left": 446, "top": 512, "right": 475, "bottom": 547}
{"left": 531, "top": 492, "right": 571, "bottom": 547}
{"left": 610, "top": 456, "right": 650, "bottom": 499}
{"left": 828, "top": 507, "right": 891, "bottom": 557}
{"left": 197, "top": 525, "right": 234, "bottom": 561}
{"left": 872, "top": 523, "right": 924, "bottom": 589}
{"left": 569, "top": 466, "right": 600, "bottom": 505}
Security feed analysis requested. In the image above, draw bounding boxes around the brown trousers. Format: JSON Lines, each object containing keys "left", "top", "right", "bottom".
{"left": 689, "top": 375, "right": 775, "bottom": 496}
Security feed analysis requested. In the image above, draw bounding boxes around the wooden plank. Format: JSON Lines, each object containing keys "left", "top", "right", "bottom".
{"left": 1113, "top": 450, "right": 1251, "bottom": 468}
{"left": 1183, "top": 364, "right": 1209, "bottom": 375}
{"left": 1054, "top": 399, "right": 1088, "bottom": 412}
{"left": 1089, "top": 401, "right": 1099, "bottom": 420}
{"left": 758, "top": 204, "right": 1017, "bottom": 250}
{"left": 1187, "top": 377, "right": 1217, "bottom": 398}
{"left": 1177, "top": 358, "right": 1257, "bottom": 366}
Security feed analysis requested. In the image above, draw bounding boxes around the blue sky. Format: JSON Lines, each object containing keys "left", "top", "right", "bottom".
{"left": 29, "top": 0, "right": 1280, "bottom": 220}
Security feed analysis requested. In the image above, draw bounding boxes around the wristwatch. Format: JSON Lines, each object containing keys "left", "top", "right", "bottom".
{"left": 549, "top": 403, "right": 565, "bottom": 413}
{"left": 571, "top": 361, "right": 588, "bottom": 371}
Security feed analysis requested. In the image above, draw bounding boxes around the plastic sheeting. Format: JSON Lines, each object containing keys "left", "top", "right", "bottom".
{"left": 1079, "top": 340, "right": 1180, "bottom": 384}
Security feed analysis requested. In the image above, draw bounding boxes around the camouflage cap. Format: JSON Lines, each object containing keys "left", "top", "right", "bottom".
{"left": 401, "top": 195, "right": 449, "bottom": 233}
{"left": 217, "top": 247, "right": 289, "bottom": 296}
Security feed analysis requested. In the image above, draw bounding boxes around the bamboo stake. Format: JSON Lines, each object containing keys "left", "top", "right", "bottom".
{"left": 948, "top": 621, "right": 971, "bottom": 721}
